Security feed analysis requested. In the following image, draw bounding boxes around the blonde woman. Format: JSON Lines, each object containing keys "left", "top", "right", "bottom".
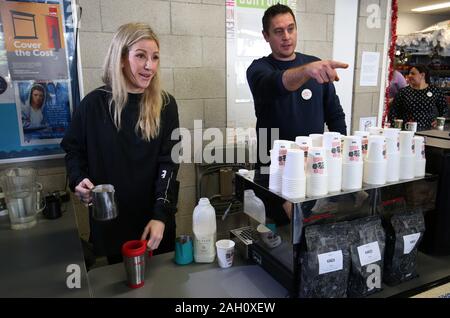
{"left": 62, "top": 23, "right": 180, "bottom": 264}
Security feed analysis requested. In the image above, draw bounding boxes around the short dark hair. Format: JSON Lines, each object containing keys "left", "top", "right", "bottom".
{"left": 29, "top": 84, "right": 45, "bottom": 106}
{"left": 262, "top": 3, "right": 296, "bottom": 34}
{"left": 411, "top": 64, "right": 430, "bottom": 84}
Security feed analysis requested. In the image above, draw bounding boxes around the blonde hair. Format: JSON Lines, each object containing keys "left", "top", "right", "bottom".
{"left": 102, "top": 22, "right": 168, "bottom": 140}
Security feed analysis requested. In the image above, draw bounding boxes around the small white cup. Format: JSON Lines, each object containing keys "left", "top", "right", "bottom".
{"left": 354, "top": 131, "right": 369, "bottom": 159}
{"left": 382, "top": 128, "right": 400, "bottom": 154}
{"left": 342, "top": 136, "right": 362, "bottom": 164}
{"left": 399, "top": 131, "right": 415, "bottom": 156}
{"left": 295, "top": 136, "right": 312, "bottom": 166}
{"left": 306, "top": 147, "right": 327, "bottom": 176}
{"left": 405, "top": 121, "right": 417, "bottom": 133}
{"left": 323, "top": 132, "right": 341, "bottom": 158}
{"left": 413, "top": 136, "right": 425, "bottom": 160}
{"left": 283, "top": 149, "right": 305, "bottom": 179}
{"left": 369, "top": 127, "right": 383, "bottom": 135}
{"left": 309, "top": 134, "right": 323, "bottom": 147}
{"left": 215, "top": 239, "right": 235, "bottom": 268}
{"left": 367, "top": 135, "right": 386, "bottom": 162}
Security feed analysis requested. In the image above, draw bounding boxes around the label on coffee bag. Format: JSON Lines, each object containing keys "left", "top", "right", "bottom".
{"left": 318, "top": 250, "right": 343, "bottom": 274}
{"left": 403, "top": 233, "right": 421, "bottom": 254}
{"left": 357, "top": 241, "right": 381, "bottom": 266}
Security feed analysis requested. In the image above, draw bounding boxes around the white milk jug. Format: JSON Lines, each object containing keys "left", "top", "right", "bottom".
{"left": 193, "top": 198, "right": 217, "bottom": 263}
{"left": 243, "top": 189, "right": 266, "bottom": 225}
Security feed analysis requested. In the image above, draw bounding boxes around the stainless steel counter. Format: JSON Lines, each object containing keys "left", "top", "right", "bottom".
{"left": 88, "top": 252, "right": 289, "bottom": 298}
{"left": 0, "top": 201, "right": 91, "bottom": 297}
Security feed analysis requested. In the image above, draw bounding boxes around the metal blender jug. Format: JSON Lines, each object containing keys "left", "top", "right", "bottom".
{"left": 0, "top": 168, "right": 38, "bottom": 230}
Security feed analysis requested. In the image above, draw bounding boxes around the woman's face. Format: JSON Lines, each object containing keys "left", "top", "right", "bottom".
{"left": 31, "top": 89, "right": 44, "bottom": 108}
{"left": 408, "top": 67, "right": 425, "bottom": 89}
{"left": 122, "top": 39, "right": 159, "bottom": 93}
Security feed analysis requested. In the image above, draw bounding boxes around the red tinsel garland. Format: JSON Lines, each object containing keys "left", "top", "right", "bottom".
{"left": 382, "top": 0, "right": 398, "bottom": 127}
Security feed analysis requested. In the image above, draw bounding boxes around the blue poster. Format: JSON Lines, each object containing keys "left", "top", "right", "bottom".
{"left": 0, "top": 0, "right": 79, "bottom": 162}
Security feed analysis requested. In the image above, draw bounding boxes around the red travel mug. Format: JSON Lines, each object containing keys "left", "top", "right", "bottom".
{"left": 121, "top": 240, "right": 147, "bottom": 289}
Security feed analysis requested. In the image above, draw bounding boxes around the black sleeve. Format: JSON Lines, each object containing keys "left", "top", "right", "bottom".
{"left": 60, "top": 100, "right": 89, "bottom": 192}
{"left": 152, "top": 94, "right": 181, "bottom": 224}
{"left": 435, "top": 88, "right": 449, "bottom": 118}
{"left": 323, "top": 82, "right": 347, "bottom": 135}
{"left": 246, "top": 60, "right": 290, "bottom": 100}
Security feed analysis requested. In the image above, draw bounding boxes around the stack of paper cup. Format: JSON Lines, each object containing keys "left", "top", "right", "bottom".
{"left": 413, "top": 136, "right": 426, "bottom": 177}
{"left": 369, "top": 127, "right": 383, "bottom": 136}
{"left": 295, "top": 136, "right": 312, "bottom": 169}
{"left": 382, "top": 128, "right": 401, "bottom": 182}
{"left": 342, "top": 136, "right": 363, "bottom": 190}
{"left": 306, "top": 147, "right": 328, "bottom": 197}
{"left": 323, "top": 132, "right": 342, "bottom": 192}
{"left": 363, "top": 135, "right": 387, "bottom": 185}
{"left": 269, "top": 148, "right": 285, "bottom": 192}
{"left": 399, "top": 131, "right": 415, "bottom": 180}
{"left": 309, "top": 134, "right": 323, "bottom": 147}
{"left": 282, "top": 149, "right": 306, "bottom": 198}
{"left": 354, "top": 131, "right": 369, "bottom": 160}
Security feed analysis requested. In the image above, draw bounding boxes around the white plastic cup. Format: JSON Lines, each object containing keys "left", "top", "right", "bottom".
{"left": 399, "top": 131, "right": 415, "bottom": 156}
{"left": 354, "top": 131, "right": 369, "bottom": 159}
{"left": 382, "top": 128, "right": 400, "bottom": 154}
{"left": 399, "top": 155, "right": 415, "bottom": 180}
{"left": 306, "top": 147, "right": 327, "bottom": 176}
{"left": 415, "top": 159, "right": 426, "bottom": 177}
{"left": 413, "top": 136, "right": 425, "bottom": 160}
{"left": 295, "top": 136, "right": 312, "bottom": 166}
{"left": 342, "top": 136, "right": 362, "bottom": 164}
{"left": 270, "top": 145, "right": 288, "bottom": 168}
{"left": 363, "top": 160, "right": 387, "bottom": 185}
{"left": 269, "top": 165, "right": 283, "bottom": 192}
{"left": 369, "top": 127, "right": 383, "bottom": 136}
{"left": 386, "top": 152, "right": 400, "bottom": 182}
{"left": 215, "top": 239, "right": 235, "bottom": 268}
{"left": 282, "top": 177, "right": 306, "bottom": 199}
{"left": 342, "top": 162, "right": 363, "bottom": 191}
{"left": 413, "top": 136, "right": 426, "bottom": 177}
{"left": 309, "top": 134, "right": 323, "bottom": 147}
{"left": 306, "top": 175, "right": 328, "bottom": 197}
{"left": 323, "top": 132, "right": 342, "bottom": 159}
{"left": 367, "top": 135, "right": 386, "bottom": 162}
{"left": 326, "top": 153, "right": 342, "bottom": 193}
{"left": 283, "top": 149, "right": 305, "bottom": 180}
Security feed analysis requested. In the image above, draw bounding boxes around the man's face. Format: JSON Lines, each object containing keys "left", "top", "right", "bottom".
{"left": 263, "top": 13, "right": 297, "bottom": 61}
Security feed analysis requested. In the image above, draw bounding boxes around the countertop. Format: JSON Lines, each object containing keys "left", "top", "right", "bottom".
{"left": 88, "top": 252, "right": 289, "bottom": 298}
{"left": 0, "top": 201, "right": 91, "bottom": 297}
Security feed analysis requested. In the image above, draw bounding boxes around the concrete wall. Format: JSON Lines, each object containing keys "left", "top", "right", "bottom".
{"left": 351, "top": 0, "right": 388, "bottom": 132}
{"left": 1, "top": 0, "right": 393, "bottom": 244}
{"left": 76, "top": 0, "right": 226, "bottom": 238}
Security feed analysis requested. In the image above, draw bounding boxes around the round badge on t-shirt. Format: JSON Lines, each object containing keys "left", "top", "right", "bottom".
{"left": 427, "top": 91, "right": 433, "bottom": 97}
{"left": 301, "top": 89, "right": 312, "bottom": 100}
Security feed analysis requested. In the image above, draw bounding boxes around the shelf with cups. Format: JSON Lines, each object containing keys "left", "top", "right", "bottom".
{"left": 235, "top": 170, "right": 439, "bottom": 298}
{"left": 237, "top": 171, "right": 433, "bottom": 205}
{"left": 234, "top": 130, "right": 438, "bottom": 298}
